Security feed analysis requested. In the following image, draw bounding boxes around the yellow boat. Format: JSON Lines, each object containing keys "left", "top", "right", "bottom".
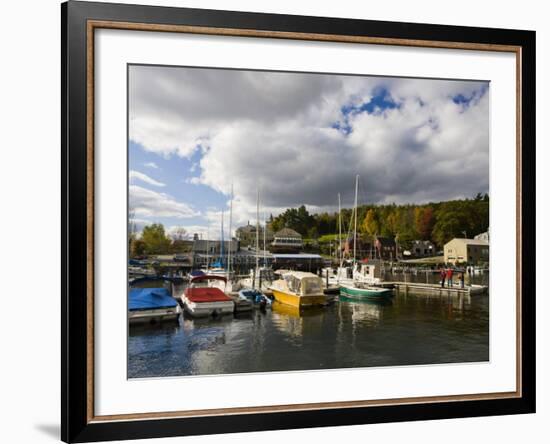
{"left": 269, "top": 271, "right": 327, "bottom": 308}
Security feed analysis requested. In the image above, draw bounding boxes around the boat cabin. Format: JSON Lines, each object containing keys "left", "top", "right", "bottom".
{"left": 353, "top": 259, "right": 384, "bottom": 285}
{"left": 280, "top": 271, "right": 323, "bottom": 296}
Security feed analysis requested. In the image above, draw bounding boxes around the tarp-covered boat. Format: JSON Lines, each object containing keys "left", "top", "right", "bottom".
{"left": 128, "top": 287, "right": 181, "bottom": 324}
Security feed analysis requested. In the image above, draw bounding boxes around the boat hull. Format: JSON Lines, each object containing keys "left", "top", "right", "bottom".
{"left": 129, "top": 305, "right": 181, "bottom": 324}
{"left": 271, "top": 288, "right": 327, "bottom": 308}
{"left": 182, "top": 299, "right": 235, "bottom": 318}
{"left": 229, "top": 295, "right": 254, "bottom": 313}
{"left": 339, "top": 285, "right": 393, "bottom": 300}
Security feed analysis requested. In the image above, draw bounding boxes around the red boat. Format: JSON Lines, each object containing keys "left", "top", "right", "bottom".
{"left": 181, "top": 275, "right": 234, "bottom": 318}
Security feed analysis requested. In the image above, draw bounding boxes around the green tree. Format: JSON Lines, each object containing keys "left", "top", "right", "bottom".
{"left": 271, "top": 205, "right": 314, "bottom": 235}
{"left": 394, "top": 206, "right": 418, "bottom": 248}
{"left": 141, "top": 223, "right": 171, "bottom": 254}
{"left": 431, "top": 200, "right": 489, "bottom": 246}
{"left": 307, "top": 226, "right": 319, "bottom": 239}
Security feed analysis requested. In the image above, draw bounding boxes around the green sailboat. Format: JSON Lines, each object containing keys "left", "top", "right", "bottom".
{"left": 337, "top": 175, "right": 393, "bottom": 301}
{"left": 339, "top": 283, "right": 393, "bottom": 300}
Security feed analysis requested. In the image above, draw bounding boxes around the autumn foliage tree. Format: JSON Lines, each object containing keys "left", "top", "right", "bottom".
{"left": 361, "top": 209, "right": 380, "bottom": 237}
{"left": 414, "top": 206, "right": 435, "bottom": 240}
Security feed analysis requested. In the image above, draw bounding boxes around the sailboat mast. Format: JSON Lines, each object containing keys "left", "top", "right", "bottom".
{"left": 206, "top": 225, "right": 210, "bottom": 270}
{"left": 227, "top": 184, "right": 233, "bottom": 276}
{"left": 220, "top": 210, "right": 224, "bottom": 267}
{"left": 256, "top": 189, "right": 260, "bottom": 273}
{"left": 264, "top": 211, "right": 267, "bottom": 267}
{"left": 353, "top": 174, "right": 359, "bottom": 262}
{"left": 338, "top": 192, "right": 342, "bottom": 266}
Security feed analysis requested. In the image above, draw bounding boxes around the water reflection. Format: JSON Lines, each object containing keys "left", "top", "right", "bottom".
{"left": 338, "top": 296, "right": 390, "bottom": 327}
{"left": 129, "top": 290, "right": 489, "bottom": 378}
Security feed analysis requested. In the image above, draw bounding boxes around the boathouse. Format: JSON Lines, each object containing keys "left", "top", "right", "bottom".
{"left": 444, "top": 238, "right": 489, "bottom": 264}
{"left": 270, "top": 228, "right": 303, "bottom": 253}
{"left": 272, "top": 253, "right": 323, "bottom": 273}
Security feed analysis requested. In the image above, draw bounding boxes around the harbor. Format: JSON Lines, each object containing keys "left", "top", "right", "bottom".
{"left": 124, "top": 66, "right": 492, "bottom": 379}
{"left": 128, "top": 284, "right": 489, "bottom": 378}
{"left": 128, "top": 258, "right": 489, "bottom": 377}
{"left": 128, "top": 174, "right": 490, "bottom": 377}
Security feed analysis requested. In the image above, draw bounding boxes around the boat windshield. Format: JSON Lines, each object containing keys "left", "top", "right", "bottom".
{"left": 284, "top": 275, "right": 301, "bottom": 294}
{"left": 302, "top": 278, "right": 322, "bottom": 295}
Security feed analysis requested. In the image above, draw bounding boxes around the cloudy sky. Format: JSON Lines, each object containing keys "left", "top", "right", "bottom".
{"left": 128, "top": 64, "right": 489, "bottom": 239}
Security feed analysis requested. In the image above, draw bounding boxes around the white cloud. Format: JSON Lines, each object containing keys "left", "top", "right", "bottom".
{"left": 129, "top": 170, "right": 165, "bottom": 187}
{"left": 129, "top": 66, "right": 489, "bottom": 214}
{"left": 143, "top": 162, "right": 159, "bottom": 169}
{"left": 129, "top": 185, "right": 199, "bottom": 219}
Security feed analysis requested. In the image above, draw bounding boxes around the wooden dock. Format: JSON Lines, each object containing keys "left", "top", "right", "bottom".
{"left": 389, "top": 282, "right": 488, "bottom": 297}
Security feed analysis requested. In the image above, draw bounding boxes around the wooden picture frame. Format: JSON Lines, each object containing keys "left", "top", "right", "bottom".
{"left": 62, "top": 1, "right": 536, "bottom": 442}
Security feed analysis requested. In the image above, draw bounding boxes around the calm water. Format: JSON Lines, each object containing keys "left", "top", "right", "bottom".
{"left": 128, "top": 283, "right": 489, "bottom": 378}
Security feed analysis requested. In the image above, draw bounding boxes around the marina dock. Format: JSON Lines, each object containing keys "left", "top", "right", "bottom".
{"left": 389, "top": 282, "right": 488, "bottom": 297}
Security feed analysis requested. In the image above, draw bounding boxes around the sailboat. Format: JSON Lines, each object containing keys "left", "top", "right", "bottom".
{"left": 206, "top": 193, "right": 233, "bottom": 282}
{"left": 338, "top": 175, "right": 393, "bottom": 300}
{"left": 238, "top": 189, "right": 273, "bottom": 305}
{"left": 326, "top": 192, "right": 355, "bottom": 287}
{"left": 207, "top": 210, "right": 227, "bottom": 277}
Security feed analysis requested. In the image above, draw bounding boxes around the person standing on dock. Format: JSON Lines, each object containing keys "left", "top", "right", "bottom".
{"left": 446, "top": 267, "right": 453, "bottom": 287}
{"left": 439, "top": 267, "right": 446, "bottom": 288}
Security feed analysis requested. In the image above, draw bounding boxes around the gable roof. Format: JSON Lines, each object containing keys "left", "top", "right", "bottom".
{"left": 274, "top": 227, "right": 302, "bottom": 238}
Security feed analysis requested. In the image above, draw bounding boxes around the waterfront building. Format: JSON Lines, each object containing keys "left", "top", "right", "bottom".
{"left": 270, "top": 228, "right": 303, "bottom": 253}
{"left": 374, "top": 236, "right": 398, "bottom": 261}
{"left": 236, "top": 222, "right": 274, "bottom": 247}
{"left": 192, "top": 248, "right": 272, "bottom": 272}
{"left": 272, "top": 253, "right": 324, "bottom": 273}
{"left": 410, "top": 240, "right": 436, "bottom": 257}
{"left": 474, "top": 229, "right": 490, "bottom": 242}
{"left": 444, "top": 238, "right": 489, "bottom": 264}
{"left": 192, "top": 238, "right": 239, "bottom": 255}
{"left": 342, "top": 234, "right": 373, "bottom": 259}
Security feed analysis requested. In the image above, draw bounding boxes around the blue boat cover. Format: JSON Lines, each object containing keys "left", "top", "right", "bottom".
{"left": 129, "top": 287, "right": 178, "bottom": 311}
{"left": 189, "top": 270, "right": 205, "bottom": 277}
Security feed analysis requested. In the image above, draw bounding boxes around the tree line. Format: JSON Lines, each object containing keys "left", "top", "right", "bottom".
{"left": 129, "top": 194, "right": 489, "bottom": 256}
{"left": 269, "top": 193, "right": 489, "bottom": 249}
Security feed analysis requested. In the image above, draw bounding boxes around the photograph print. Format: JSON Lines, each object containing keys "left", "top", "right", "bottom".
{"left": 127, "top": 65, "right": 490, "bottom": 379}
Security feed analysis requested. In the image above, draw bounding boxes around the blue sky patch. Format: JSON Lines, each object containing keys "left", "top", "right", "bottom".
{"left": 129, "top": 140, "right": 228, "bottom": 231}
